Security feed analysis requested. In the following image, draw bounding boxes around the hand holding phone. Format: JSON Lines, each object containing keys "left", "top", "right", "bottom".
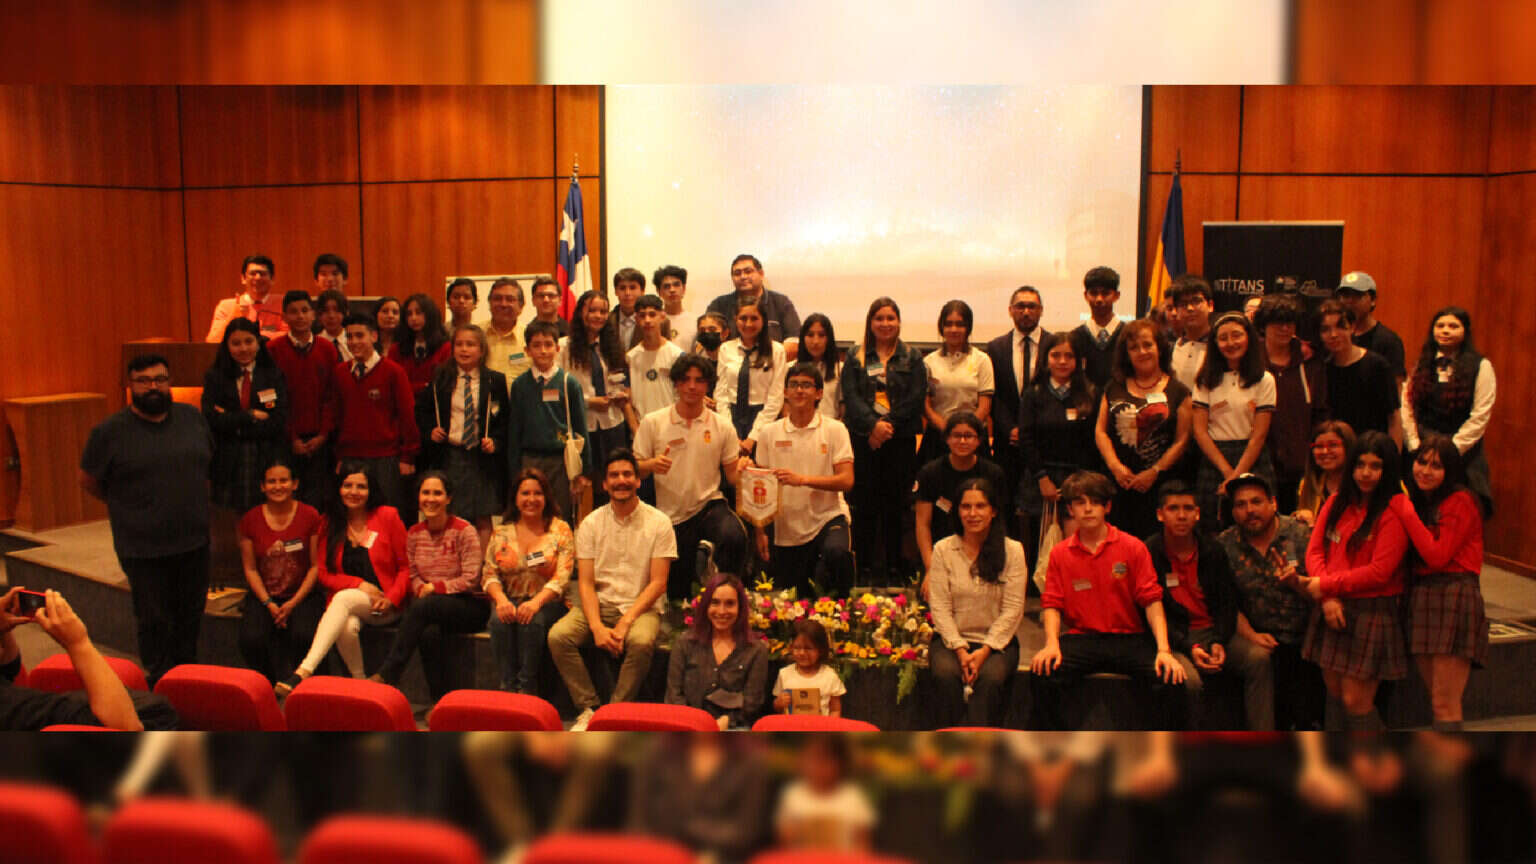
{"left": 14, "top": 589, "right": 47, "bottom": 617}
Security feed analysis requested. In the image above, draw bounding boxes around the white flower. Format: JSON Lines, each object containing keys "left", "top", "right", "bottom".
{"left": 905, "top": 617, "right": 919, "bottom": 632}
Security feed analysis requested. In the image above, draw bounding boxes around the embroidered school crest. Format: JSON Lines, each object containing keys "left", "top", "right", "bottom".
{"left": 1112, "top": 561, "right": 1128, "bottom": 578}
{"left": 367, "top": 388, "right": 382, "bottom": 400}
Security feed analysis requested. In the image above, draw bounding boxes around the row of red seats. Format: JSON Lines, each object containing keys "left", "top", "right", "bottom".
{"left": 24, "top": 655, "right": 883, "bottom": 732}
{"left": 0, "top": 783, "right": 914, "bottom": 864}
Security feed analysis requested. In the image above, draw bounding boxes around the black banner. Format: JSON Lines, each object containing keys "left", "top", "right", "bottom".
{"left": 1202, "top": 221, "right": 1344, "bottom": 316}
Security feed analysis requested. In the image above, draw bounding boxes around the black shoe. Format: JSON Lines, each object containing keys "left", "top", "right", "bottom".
{"left": 274, "top": 672, "right": 304, "bottom": 698}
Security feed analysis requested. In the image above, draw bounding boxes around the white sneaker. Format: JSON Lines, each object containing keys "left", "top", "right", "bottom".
{"left": 569, "top": 707, "right": 596, "bottom": 731}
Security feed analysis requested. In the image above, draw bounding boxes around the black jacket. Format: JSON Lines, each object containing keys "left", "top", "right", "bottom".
{"left": 415, "top": 367, "right": 511, "bottom": 473}
{"left": 201, "top": 363, "right": 287, "bottom": 507}
{"left": 984, "top": 329, "right": 1049, "bottom": 467}
{"left": 1144, "top": 531, "right": 1238, "bottom": 653}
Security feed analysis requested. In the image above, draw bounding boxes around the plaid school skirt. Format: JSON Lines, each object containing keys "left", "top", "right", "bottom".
{"left": 1409, "top": 572, "right": 1490, "bottom": 667}
{"left": 1302, "top": 594, "right": 1409, "bottom": 681}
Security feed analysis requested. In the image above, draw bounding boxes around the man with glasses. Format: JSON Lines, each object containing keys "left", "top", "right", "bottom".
{"left": 985, "top": 285, "right": 1047, "bottom": 539}
{"left": 1169, "top": 274, "right": 1213, "bottom": 392}
{"left": 705, "top": 254, "right": 802, "bottom": 358}
{"left": 79, "top": 354, "right": 213, "bottom": 687}
{"left": 207, "top": 254, "right": 287, "bottom": 342}
{"left": 527, "top": 276, "right": 570, "bottom": 340}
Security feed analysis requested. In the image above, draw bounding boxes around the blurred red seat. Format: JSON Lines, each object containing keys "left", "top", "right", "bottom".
{"left": 0, "top": 781, "right": 97, "bottom": 864}
{"left": 102, "top": 798, "right": 277, "bottom": 864}
{"left": 283, "top": 675, "right": 416, "bottom": 731}
{"left": 27, "top": 654, "right": 148, "bottom": 693}
{"left": 153, "top": 664, "right": 285, "bottom": 731}
{"left": 585, "top": 702, "right": 718, "bottom": 731}
{"left": 297, "top": 814, "right": 481, "bottom": 864}
{"left": 427, "top": 689, "right": 561, "bottom": 731}
{"left": 749, "top": 852, "right": 914, "bottom": 864}
{"left": 751, "top": 714, "right": 880, "bottom": 732}
{"left": 523, "top": 833, "right": 695, "bottom": 864}
{"left": 40, "top": 724, "right": 113, "bottom": 731}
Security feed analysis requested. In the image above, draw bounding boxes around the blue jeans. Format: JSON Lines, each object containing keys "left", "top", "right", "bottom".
{"left": 487, "top": 600, "right": 566, "bottom": 693}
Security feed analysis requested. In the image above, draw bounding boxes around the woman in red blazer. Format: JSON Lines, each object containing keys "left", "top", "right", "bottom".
{"left": 276, "top": 461, "right": 410, "bottom": 695}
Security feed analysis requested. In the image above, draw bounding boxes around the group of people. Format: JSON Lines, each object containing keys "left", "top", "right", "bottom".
{"left": 69, "top": 249, "right": 1496, "bottom": 731}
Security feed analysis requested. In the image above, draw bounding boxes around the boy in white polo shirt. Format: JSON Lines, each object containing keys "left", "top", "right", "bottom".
{"left": 633, "top": 353, "right": 750, "bottom": 600}
{"left": 547, "top": 448, "right": 677, "bottom": 730}
{"left": 752, "top": 362, "right": 856, "bottom": 597}
{"left": 626, "top": 294, "right": 683, "bottom": 418}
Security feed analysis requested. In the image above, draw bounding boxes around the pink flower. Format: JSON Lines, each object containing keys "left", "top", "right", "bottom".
{"left": 893, "top": 594, "right": 907, "bottom": 606}
{"left": 878, "top": 645, "right": 892, "bottom": 655}
{"left": 900, "top": 648, "right": 917, "bottom": 660}
{"left": 839, "top": 611, "right": 850, "bottom": 622}
{"left": 684, "top": 616, "right": 694, "bottom": 626}
{"left": 768, "top": 611, "right": 779, "bottom": 621}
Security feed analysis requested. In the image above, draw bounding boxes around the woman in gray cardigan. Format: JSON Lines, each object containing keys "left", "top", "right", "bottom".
{"left": 666, "top": 572, "right": 768, "bottom": 729}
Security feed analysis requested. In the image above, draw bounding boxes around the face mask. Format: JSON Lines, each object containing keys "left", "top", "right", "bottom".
{"left": 696, "top": 331, "right": 722, "bottom": 351}
{"left": 132, "top": 390, "right": 172, "bottom": 415}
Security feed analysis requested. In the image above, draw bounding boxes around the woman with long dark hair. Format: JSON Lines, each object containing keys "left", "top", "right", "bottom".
{"left": 388, "top": 292, "right": 452, "bottom": 394}
{"left": 276, "top": 461, "right": 410, "bottom": 695}
{"left": 841, "top": 297, "right": 929, "bottom": 585}
{"left": 1295, "top": 420, "right": 1356, "bottom": 525}
{"left": 560, "top": 289, "right": 635, "bottom": 505}
{"left": 373, "top": 296, "right": 402, "bottom": 358}
{"left": 1391, "top": 435, "right": 1489, "bottom": 730}
{"left": 926, "top": 477, "right": 1026, "bottom": 727}
{"left": 798, "top": 313, "right": 843, "bottom": 419}
{"left": 484, "top": 468, "right": 574, "bottom": 694}
{"left": 1402, "top": 306, "right": 1496, "bottom": 516}
{"left": 666, "top": 572, "right": 768, "bottom": 729}
{"left": 920, "top": 299, "right": 995, "bottom": 464}
{"left": 1192, "top": 311, "right": 1276, "bottom": 529}
{"left": 236, "top": 459, "right": 324, "bottom": 683}
{"left": 1019, "top": 331, "right": 1099, "bottom": 551}
{"left": 203, "top": 317, "right": 288, "bottom": 512}
{"left": 714, "top": 295, "right": 786, "bottom": 451}
{"left": 1299, "top": 431, "right": 1410, "bottom": 730}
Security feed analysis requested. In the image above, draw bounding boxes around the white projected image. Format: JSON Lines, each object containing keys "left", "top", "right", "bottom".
{"left": 606, "top": 85, "right": 1143, "bottom": 342}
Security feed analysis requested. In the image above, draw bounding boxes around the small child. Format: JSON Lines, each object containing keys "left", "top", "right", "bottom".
{"left": 775, "top": 734, "right": 875, "bottom": 853}
{"left": 772, "top": 619, "right": 846, "bottom": 717}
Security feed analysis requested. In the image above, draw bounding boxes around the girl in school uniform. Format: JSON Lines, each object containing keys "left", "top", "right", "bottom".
{"left": 920, "top": 299, "right": 995, "bottom": 464}
{"left": 1019, "top": 331, "right": 1099, "bottom": 553}
{"left": 1295, "top": 420, "right": 1356, "bottom": 525}
{"left": 714, "top": 295, "right": 787, "bottom": 453}
{"left": 203, "top": 317, "right": 288, "bottom": 512}
{"left": 798, "top": 313, "right": 843, "bottom": 420}
{"left": 559, "top": 290, "right": 636, "bottom": 506}
{"left": 373, "top": 296, "right": 402, "bottom": 358}
{"left": 1392, "top": 434, "right": 1489, "bottom": 731}
{"left": 1402, "top": 306, "right": 1497, "bottom": 516}
{"left": 388, "top": 292, "right": 452, "bottom": 395}
{"left": 1299, "top": 431, "right": 1410, "bottom": 731}
{"left": 1192, "top": 311, "right": 1277, "bottom": 529}
{"left": 415, "top": 324, "right": 509, "bottom": 551}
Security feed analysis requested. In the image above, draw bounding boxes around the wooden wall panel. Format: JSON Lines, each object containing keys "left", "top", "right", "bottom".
{"left": 1291, "top": 0, "right": 1422, "bottom": 84}
{"left": 1237, "top": 176, "right": 1486, "bottom": 345}
{"left": 0, "top": 86, "right": 180, "bottom": 187}
{"left": 1475, "top": 173, "right": 1536, "bottom": 572}
{"left": 1488, "top": 87, "right": 1536, "bottom": 173}
{"left": 555, "top": 86, "right": 604, "bottom": 177}
{"left": 1147, "top": 86, "right": 1241, "bottom": 173}
{"left": 360, "top": 180, "right": 553, "bottom": 302}
{"left": 1241, "top": 86, "right": 1492, "bottom": 175}
{"left": 358, "top": 86, "right": 554, "bottom": 182}
{"left": 1140, "top": 173, "right": 1239, "bottom": 284}
{"left": 183, "top": 185, "right": 364, "bottom": 335}
{"left": 179, "top": 86, "right": 359, "bottom": 187}
{"left": 0, "top": 186, "right": 187, "bottom": 407}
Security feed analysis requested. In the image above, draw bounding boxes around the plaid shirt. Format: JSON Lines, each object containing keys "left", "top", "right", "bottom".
{"left": 1217, "top": 516, "right": 1315, "bottom": 645}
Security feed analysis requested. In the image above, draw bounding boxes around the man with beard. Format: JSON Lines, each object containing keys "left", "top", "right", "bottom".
{"left": 1216, "top": 473, "right": 1325, "bottom": 730}
{"left": 80, "top": 354, "right": 213, "bottom": 686}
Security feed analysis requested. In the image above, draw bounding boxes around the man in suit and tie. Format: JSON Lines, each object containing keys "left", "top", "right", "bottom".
{"left": 985, "top": 285, "right": 1048, "bottom": 539}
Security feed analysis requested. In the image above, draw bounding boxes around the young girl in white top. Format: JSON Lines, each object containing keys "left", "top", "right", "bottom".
{"left": 1192, "top": 311, "right": 1276, "bottom": 529}
{"left": 799, "top": 313, "right": 844, "bottom": 420}
{"left": 772, "top": 619, "right": 846, "bottom": 717}
{"left": 714, "top": 295, "right": 786, "bottom": 454}
{"left": 921, "top": 299, "right": 995, "bottom": 463}
{"left": 775, "top": 734, "right": 875, "bottom": 853}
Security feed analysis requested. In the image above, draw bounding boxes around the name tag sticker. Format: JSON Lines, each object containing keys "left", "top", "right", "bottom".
{"left": 1065, "top": 408, "right": 1079, "bottom": 421}
{"left": 1145, "top": 392, "right": 1167, "bottom": 405}
{"left": 361, "top": 530, "right": 378, "bottom": 549}
{"left": 1212, "top": 400, "right": 1229, "bottom": 412}
{"left": 257, "top": 388, "right": 277, "bottom": 405}
{"left": 509, "top": 352, "right": 525, "bottom": 361}
{"left": 523, "top": 550, "right": 546, "bottom": 567}
{"left": 1072, "top": 580, "right": 1093, "bottom": 592}
{"left": 541, "top": 388, "right": 560, "bottom": 402}
{"left": 283, "top": 539, "right": 305, "bottom": 553}
{"left": 607, "top": 372, "right": 627, "bottom": 385}
{"left": 1165, "top": 574, "right": 1180, "bottom": 588}
{"left": 668, "top": 437, "right": 687, "bottom": 450}
{"left": 934, "top": 497, "right": 952, "bottom": 513}
{"left": 775, "top": 439, "right": 794, "bottom": 447}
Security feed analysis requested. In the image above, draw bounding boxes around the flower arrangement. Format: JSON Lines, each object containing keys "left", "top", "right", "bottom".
{"left": 682, "top": 577, "right": 934, "bottom": 702}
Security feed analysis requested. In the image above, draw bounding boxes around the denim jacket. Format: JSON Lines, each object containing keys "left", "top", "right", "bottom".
{"left": 841, "top": 341, "right": 928, "bottom": 438}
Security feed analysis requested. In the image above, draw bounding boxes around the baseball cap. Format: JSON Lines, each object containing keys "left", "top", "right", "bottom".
{"left": 1336, "top": 271, "right": 1377, "bottom": 294}
{"left": 1226, "top": 472, "right": 1274, "bottom": 498}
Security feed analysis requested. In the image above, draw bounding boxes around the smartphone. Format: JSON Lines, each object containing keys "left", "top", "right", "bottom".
{"left": 14, "top": 589, "right": 47, "bottom": 617}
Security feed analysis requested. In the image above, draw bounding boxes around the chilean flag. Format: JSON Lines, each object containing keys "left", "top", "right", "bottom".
{"left": 556, "top": 176, "right": 591, "bottom": 321}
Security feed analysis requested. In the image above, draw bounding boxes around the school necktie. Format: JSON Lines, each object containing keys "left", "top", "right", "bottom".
{"left": 590, "top": 347, "right": 607, "bottom": 396}
{"left": 294, "top": 340, "right": 311, "bottom": 356}
{"left": 736, "top": 343, "right": 754, "bottom": 411}
{"left": 353, "top": 361, "right": 366, "bottom": 380}
{"left": 415, "top": 343, "right": 427, "bottom": 361}
{"left": 1095, "top": 328, "right": 1111, "bottom": 350}
{"left": 463, "top": 373, "right": 476, "bottom": 449}
{"left": 239, "top": 369, "right": 252, "bottom": 410}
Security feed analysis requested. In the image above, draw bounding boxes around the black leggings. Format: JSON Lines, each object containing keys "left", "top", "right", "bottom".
{"left": 669, "top": 499, "right": 748, "bottom": 599}
{"left": 770, "top": 516, "right": 854, "bottom": 599}
{"left": 376, "top": 593, "right": 491, "bottom": 701}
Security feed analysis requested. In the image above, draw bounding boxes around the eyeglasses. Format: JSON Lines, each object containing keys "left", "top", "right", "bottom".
{"left": 947, "top": 431, "right": 979, "bottom": 441}
{"left": 130, "top": 375, "right": 171, "bottom": 386}
{"left": 785, "top": 381, "right": 819, "bottom": 391}
{"left": 1011, "top": 302, "right": 1041, "bottom": 311}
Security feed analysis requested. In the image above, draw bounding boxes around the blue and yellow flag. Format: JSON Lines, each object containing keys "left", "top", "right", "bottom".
{"left": 1147, "top": 170, "right": 1186, "bottom": 312}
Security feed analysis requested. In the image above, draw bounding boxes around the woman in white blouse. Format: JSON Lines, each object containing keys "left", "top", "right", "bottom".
{"left": 558, "top": 290, "right": 636, "bottom": 505}
{"left": 1191, "top": 311, "right": 1276, "bottom": 529}
{"left": 926, "top": 476, "right": 1027, "bottom": 727}
{"left": 714, "top": 295, "right": 786, "bottom": 455}
{"left": 798, "top": 313, "right": 844, "bottom": 420}
{"left": 921, "top": 300, "right": 995, "bottom": 464}
{"left": 1402, "top": 306, "right": 1496, "bottom": 515}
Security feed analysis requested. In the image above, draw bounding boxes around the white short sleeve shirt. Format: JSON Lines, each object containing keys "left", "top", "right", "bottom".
{"left": 574, "top": 500, "right": 678, "bottom": 613}
{"left": 923, "top": 346, "right": 995, "bottom": 418}
{"left": 1193, "top": 370, "right": 1276, "bottom": 441}
{"left": 751, "top": 413, "right": 854, "bottom": 546}
{"left": 626, "top": 340, "right": 683, "bottom": 418}
{"left": 632, "top": 405, "right": 740, "bottom": 524}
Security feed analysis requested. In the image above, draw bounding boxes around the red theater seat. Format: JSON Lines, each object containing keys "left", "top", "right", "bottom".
{"left": 752, "top": 714, "right": 880, "bottom": 732}
{"left": 523, "top": 833, "right": 695, "bottom": 864}
{"left": 297, "top": 815, "right": 481, "bottom": 864}
{"left": 0, "top": 781, "right": 97, "bottom": 864}
{"left": 283, "top": 675, "right": 416, "bottom": 731}
{"left": 749, "top": 852, "right": 915, "bottom": 864}
{"left": 41, "top": 724, "right": 112, "bottom": 731}
{"left": 427, "top": 690, "right": 561, "bottom": 731}
{"left": 27, "top": 654, "right": 148, "bottom": 693}
{"left": 102, "top": 798, "right": 277, "bottom": 864}
{"left": 585, "top": 702, "right": 718, "bottom": 732}
{"left": 154, "top": 665, "right": 285, "bottom": 731}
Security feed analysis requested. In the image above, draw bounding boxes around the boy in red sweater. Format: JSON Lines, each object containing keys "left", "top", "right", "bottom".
{"left": 267, "top": 290, "right": 338, "bottom": 506}
{"left": 1031, "top": 470, "right": 1185, "bottom": 729}
{"left": 332, "top": 313, "right": 418, "bottom": 511}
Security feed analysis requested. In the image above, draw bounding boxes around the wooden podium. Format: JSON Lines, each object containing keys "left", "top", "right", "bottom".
{"left": 3, "top": 393, "right": 110, "bottom": 531}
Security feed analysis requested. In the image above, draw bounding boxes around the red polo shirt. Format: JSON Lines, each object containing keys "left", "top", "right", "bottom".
{"left": 1042, "top": 525, "right": 1162, "bottom": 635}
